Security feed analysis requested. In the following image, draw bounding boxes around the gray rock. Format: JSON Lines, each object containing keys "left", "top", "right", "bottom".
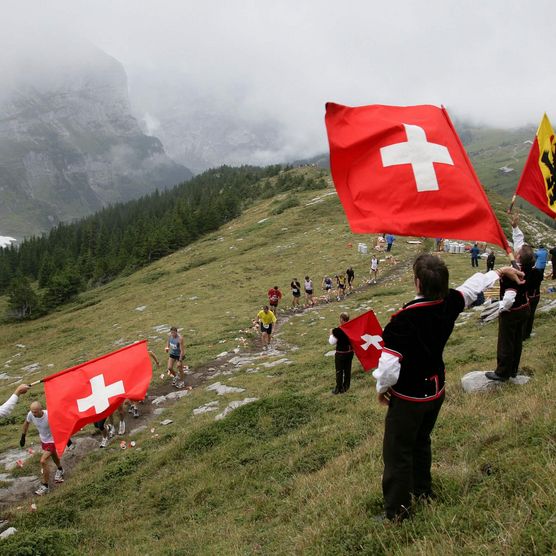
{"left": 461, "top": 370, "right": 531, "bottom": 393}
{"left": 0, "top": 527, "right": 17, "bottom": 539}
{"left": 215, "top": 398, "right": 259, "bottom": 420}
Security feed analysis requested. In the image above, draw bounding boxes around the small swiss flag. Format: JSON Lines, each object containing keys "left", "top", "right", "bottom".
{"left": 340, "top": 310, "right": 384, "bottom": 371}
{"left": 43, "top": 341, "right": 152, "bottom": 456}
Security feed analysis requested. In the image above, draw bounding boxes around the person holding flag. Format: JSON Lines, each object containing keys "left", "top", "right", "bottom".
{"left": 0, "top": 384, "right": 30, "bottom": 418}
{"left": 38, "top": 340, "right": 152, "bottom": 457}
{"left": 372, "top": 254, "right": 524, "bottom": 521}
{"left": 328, "top": 312, "right": 354, "bottom": 394}
{"left": 20, "top": 401, "right": 65, "bottom": 496}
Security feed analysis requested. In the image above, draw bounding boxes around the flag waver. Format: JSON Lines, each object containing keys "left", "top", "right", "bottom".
{"left": 325, "top": 103, "right": 510, "bottom": 250}
{"left": 515, "top": 114, "right": 556, "bottom": 219}
{"left": 340, "top": 310, "right": 384, "bottom": 371}
{"left": 43, "top": 341, "right": 152, "bottom": 455}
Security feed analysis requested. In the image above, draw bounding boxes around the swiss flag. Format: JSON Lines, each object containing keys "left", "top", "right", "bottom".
{"left": 43, "top": 341, "right": 152, "bottom": 456}
{"left": 340, "top": 310, "right": 384, "bottom": 371}
{"left": 325, "top": 103, "right": 509, "bottom": 250}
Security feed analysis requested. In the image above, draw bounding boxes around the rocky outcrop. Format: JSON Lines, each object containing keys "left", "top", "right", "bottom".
{"left": 0, "top": 41, "right": 192, "bottom": 239}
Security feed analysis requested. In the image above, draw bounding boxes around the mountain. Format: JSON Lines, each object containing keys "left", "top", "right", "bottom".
{"left": 0, "top": 40, "right": 192, "bottom": 240}
{"left": 128, "top": 73, "right": 291, "bottom": 174}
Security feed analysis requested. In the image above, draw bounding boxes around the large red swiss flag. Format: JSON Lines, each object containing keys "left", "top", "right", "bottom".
{"left": 43, "top": 341, "right": 152, "bottom": 456}
{"left": 325, "top": 103, "right": 509, "bottom": 250}
{"left": 340, "top": 310, "right": 384, "bottom": 371}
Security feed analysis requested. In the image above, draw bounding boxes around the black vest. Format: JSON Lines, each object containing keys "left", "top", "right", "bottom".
{"left": 383, "top": 289, "right": 465, "bottom": 401}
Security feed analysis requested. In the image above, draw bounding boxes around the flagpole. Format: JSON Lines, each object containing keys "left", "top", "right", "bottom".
{"left": 507, "top": 194, "right": 517, "bottom": 214}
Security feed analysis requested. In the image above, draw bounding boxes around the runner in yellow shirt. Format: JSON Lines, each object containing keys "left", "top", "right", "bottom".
{"left": 256, "top": 305, "right": 277, "bottom": 351}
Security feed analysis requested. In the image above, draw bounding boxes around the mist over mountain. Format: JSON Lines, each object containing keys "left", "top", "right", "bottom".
{"left": 0, "top": 36, "right": 192, "bottom": 239}
{"left": 128, "top": 71, "right": 300, "bottom": 173}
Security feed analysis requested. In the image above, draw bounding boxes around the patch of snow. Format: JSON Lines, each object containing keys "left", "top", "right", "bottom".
{"left": 499, "top": 166, "right": 514, "bottom": 174}
{"left": 257, "top": 218, "right": 269, "bottom": 224}
{"left": 324, "top": 351, "right": 336, "bottom": 357}
{"left": 153, "top": 324, "right": 171, "bottom": 333}
{"left": 15, "top": 344, "right": 26, "bottom": 349}
{"left": 0, "top": 236, "right": 17, "bottom": 248}
{"left": 135, "top": 305, "right": 147, "bottom": 312}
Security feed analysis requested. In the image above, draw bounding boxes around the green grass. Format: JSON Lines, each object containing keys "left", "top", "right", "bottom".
{"left": 1, "top": 167, "right": 556, "bottom": 554}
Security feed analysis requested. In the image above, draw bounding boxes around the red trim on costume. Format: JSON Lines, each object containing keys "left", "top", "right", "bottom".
{"left": 390, "top": 385, "right": 445, "bottom": 403}
{"left": 382, "top": 347, "right": 403, "bottom": 360}
{"left": 391, "top": 299, "right": 443, "bottom": 318}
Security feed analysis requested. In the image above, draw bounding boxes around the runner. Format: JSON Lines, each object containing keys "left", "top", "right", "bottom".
{"left": 336, "top": 273, "right": 347, "bottom": 300}
{"left": 94, "top": 416, "right": 115, "bottom": 449}
{"left": 346, "top": 266, "right": 355, "bottom": 293}
{"left": 370, "top": 255, "right": 379, "bottom": 284}
{"left": 304, "top": 276, "right": 315, "bottom": 307}
{"left": 128, "top": 350, "right": 160, "bottom": 419}
{"left": 291, "top": 278, "right": 302, "bottom": 309}
{"left": 257, "top": 305, "right": 277, "bottom": 350}
{"left": 267, "top": 285, "right": 282, "bottom": 314}
{"left": 322, "top": 275, "right": 333, "bottom": 302}
{"left": 165, "top": 327, "right": 186, "bottom": 389}
{"left": 20, "top": 401, "right": 65, "bottom": 496}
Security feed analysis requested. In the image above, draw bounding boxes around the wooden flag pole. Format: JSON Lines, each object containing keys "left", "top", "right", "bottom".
{"left": 507, "top": 194, "right": 517, "bottom": 214}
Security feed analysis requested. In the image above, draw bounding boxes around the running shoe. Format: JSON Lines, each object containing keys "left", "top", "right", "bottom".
{"left": 66, "top": 441, "right": 76, "bottom": 451}
{"left": 99, "top": 437, "right": 108, "bottom": 448}
{"left": 171, "top": 376, "right": 177, "bottom": 386}
{"left": 35, "top": 484, "right": 49, "bottom": 496}
{"left": 54, "top": 468, "right": 65, "bottom": 483}
{"left": 132, "top": 406, "right": 140, "bottom": 418}
{"left": 175, "top": 381, "right": 185, "bottom": 389}
{"left": 118, "top": 420, "right": 126, "bottom": 435}
{"left": 107, "top": 424, "right": 116, "bottom": 438}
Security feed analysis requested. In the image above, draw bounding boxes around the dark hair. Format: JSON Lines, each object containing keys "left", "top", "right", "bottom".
{"left": 519, "top": 245, "right": 535, "bottom": 271}
{"left": 413, "top": 254, "right": 449, "bottom": 299}
{"left": 274, "top": 286, "right": 279, "bottom": 289}
{"left": 340, "top": 312, "right": 349, "bottom": 323}
{"left": 170, "top": 326, "right": 178, "bottom": 332}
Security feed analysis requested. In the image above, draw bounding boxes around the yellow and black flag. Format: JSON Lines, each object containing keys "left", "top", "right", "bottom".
{"left": 515, "top": 114, "right": 556, "bottom": 219}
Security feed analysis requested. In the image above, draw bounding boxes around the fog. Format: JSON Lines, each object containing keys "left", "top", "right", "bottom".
{"left": 2, "top": 1, "right": 555, "bottom": 165}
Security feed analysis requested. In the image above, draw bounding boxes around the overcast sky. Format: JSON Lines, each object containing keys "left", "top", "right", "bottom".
{"left": 4, "top": 0, "right": 555, "bottom": 157}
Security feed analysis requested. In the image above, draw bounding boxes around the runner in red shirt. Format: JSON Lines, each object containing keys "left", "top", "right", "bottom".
{"left": 267, "top": 286, "right": 282, "bottom": 314}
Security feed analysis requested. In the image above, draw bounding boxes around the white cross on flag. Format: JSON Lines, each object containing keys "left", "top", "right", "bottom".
{"left": 340, "top": 310, "right": 384, "bottom": 371}
{"left": 43, "top": 341, "right": 152, "bottom": 455}
{"left": 325, "top": 103, "right": 509, "bottom": 250}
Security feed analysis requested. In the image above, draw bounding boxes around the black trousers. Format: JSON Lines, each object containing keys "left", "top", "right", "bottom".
{"left": 496, "top": 307, "right": 529, "bottom": 378}
{"left": 334, "top": 351, "right": 353, "bottom": 392}
{"left": 523, "top": 295, "right": 539, "bottom": 340}
{"left": 382, "top": 392, "right": 445, "bottom": 520}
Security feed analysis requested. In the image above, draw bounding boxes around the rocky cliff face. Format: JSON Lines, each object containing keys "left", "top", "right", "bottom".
{"left": 0, "top": 42, "right": 192, "bottom": 239}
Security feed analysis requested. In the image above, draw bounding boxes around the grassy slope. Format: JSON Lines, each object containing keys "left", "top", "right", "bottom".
{"left": 1, "top": 168, "right": 556, "bottom": 555}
